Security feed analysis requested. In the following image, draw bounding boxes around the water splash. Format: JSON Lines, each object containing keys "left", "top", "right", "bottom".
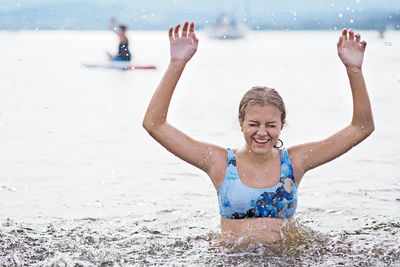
{"left": 1, "top": 217, "right": 398, "bottom": 266}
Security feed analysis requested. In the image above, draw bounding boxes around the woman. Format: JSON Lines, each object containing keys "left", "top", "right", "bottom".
{"left": 142, "top": 22, "right": 374, "bottom": 241}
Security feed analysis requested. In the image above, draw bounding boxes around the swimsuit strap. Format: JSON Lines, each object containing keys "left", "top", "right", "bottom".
{"left": 280, "top": 148, "right": 286, "bottom": 165}
{"left": 226, "top": 148, "right": 236, "bottom": 166}
{"left": 226, "top": 148, "right": 293, "bottom": 181}
{"left": 280, "top": 148, "right": 295, "bottom": 182}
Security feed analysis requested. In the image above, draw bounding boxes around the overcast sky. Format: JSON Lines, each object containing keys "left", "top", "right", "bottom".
{"left": 0, "top": 0, "right": 399, "bottom": 30}
{"left": 1, "top": 0, "right": 399, "bottom": 12}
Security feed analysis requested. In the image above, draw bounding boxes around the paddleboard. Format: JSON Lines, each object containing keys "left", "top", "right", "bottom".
{"left": 83, "top": 62, "right": 156, "bottom": 71}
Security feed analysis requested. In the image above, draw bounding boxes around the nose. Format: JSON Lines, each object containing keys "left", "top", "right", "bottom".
{"left": 256, "top": 126, "right": 268, "bottom": 136}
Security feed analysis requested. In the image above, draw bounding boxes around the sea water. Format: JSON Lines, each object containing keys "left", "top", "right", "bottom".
{"left": 0, "top": 30, "right": 399, "bottom": 266}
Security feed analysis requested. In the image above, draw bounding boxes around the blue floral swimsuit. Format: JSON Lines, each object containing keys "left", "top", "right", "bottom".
{"left": 217, "top": 148, "right": 297, "bottom": 219}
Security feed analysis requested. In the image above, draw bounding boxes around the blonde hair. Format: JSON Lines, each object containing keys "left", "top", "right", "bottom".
{"left": 238, "top": 86, "right": 286, "bottom": 125}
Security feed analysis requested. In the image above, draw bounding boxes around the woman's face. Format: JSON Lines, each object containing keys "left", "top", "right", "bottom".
{"left": 241, "top": 104, "right": 283, "bottom": 154}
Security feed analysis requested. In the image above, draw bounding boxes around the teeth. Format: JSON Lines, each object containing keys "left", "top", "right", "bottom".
{"left": 254, "top": 138, "right": 269, "bottom": 143}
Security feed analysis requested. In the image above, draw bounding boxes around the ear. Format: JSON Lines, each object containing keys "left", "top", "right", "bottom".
{"left": 240, "top": 121, "right": 244, "bottom": 132}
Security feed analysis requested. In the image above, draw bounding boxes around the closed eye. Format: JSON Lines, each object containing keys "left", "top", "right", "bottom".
{"left": 266, "top": 122, "right": 278, "bottom": 128}
{"left": 248, "top": 120, "right": 260, "bottom": 127}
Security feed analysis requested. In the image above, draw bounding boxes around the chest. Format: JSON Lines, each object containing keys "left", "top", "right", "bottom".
{"left": 236, "top": 159, "right": 281, "bottom": 189}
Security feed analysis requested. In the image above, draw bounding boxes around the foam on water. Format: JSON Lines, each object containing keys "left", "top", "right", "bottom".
{"left": 1, "top": 216, "right": 399, "bottom": 266}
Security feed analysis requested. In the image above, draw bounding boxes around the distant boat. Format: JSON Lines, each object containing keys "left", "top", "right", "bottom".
{"left": 207, "top": 14, "right": 248, "bottom": 40}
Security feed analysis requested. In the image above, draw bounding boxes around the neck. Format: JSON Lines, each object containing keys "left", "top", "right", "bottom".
{"left": 239, "top": 146, "right": 279, "bottom": 165}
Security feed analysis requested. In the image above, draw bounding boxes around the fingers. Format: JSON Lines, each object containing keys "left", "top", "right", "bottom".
{"left": 355, "top": 32, "right": 361, "bottom": 43}
{"left": 168, "top": 27, "right": 173, "bottom": 40}
{"left": 181, "top": 21, "right": 189, "bottom": 37}
{"left": 340, "top": 28, "right": 364, "bottom": 46}
{"left": 337, "top": 36, "right": 343, "bottom": 48}
{"left": 348, "top": 28, "right": 355, "bottom": 41}
{"left": 169, "top": 22, "right": 196, "bottom": 40}
{"left": 189, "top": 22, "right": 195, "bottom": 34}
{"left": 174, "top": 24, "right": 180, "bottom": 39}
{"left": 189, "top": 22, "right": 198, "bottom": 42}
{"left": 341, "top": 28, "right": 348, "bottom": 41}
{"left": 354, "top": 32, "right": 365, "bottom": 50}
{"left": 192, "top": 32, "right": 199, "bottom": 44}
{"left": 360, "top": 40, "right": 367, "bottom": 51}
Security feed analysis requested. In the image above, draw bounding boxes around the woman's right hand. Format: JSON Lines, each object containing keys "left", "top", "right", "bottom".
{"left": 169, "top": 22, "right": 199, "bottom": 63}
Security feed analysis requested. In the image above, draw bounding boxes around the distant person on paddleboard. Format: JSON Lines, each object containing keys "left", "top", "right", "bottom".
{"left": 107, "top": 17, "right": 131, "bottom": 62}
{"left": 143, "top": 22, "right": 374, "bottom": 242}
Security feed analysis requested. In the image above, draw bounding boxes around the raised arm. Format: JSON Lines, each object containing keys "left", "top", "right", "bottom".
{"left": 142, "top": 22, "right": 226, "bottom": 182}
{"left": 289, "top": 28, "right": 375, "bottom": 181}
{"left": 109, "top": 17, "right": 117, "bottom": 32}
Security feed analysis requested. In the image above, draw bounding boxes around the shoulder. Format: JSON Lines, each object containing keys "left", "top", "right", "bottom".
{"left": 207, "top": 145, "right": 231, "bottom": 189}
{"left": 210, "top": 145, "right": 229, "bottom": 168}
{"left": 287, "top": 146, "right": 306, "bottom": 185}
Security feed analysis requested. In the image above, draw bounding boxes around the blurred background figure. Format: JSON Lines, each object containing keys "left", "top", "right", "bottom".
{"left": 207, "top": 13, "right": 247, "bottom": 39}
{"left": 106, "top": 17, "right": 131, "bottom": 61}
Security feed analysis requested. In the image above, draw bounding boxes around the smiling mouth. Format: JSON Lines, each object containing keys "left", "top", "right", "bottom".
{"left": 253, "top": 138, "right": 271, "bottom": 145}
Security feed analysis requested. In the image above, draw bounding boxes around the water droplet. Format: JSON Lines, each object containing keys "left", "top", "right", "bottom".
{"left": 350, "top": 19, "right": 354, "bottom": 23}
{"left": 338, "top": 13, "right": 343, "bottom": 18}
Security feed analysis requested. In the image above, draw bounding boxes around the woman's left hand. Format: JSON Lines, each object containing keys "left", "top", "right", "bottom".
{"left": 337, "top": 28, "right": 367, "bottom": 71}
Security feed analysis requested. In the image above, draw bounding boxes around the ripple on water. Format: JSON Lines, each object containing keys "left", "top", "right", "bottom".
{"left": 0, "top": 217, "right": 399, "bottom": 266}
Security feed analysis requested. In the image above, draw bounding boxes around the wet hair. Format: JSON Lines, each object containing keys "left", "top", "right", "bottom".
{"left": 238, "top": 86, "right": 286, "bottom": 125}
{"left": 119, "top": 24, "right": 127, "bottom": 31}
